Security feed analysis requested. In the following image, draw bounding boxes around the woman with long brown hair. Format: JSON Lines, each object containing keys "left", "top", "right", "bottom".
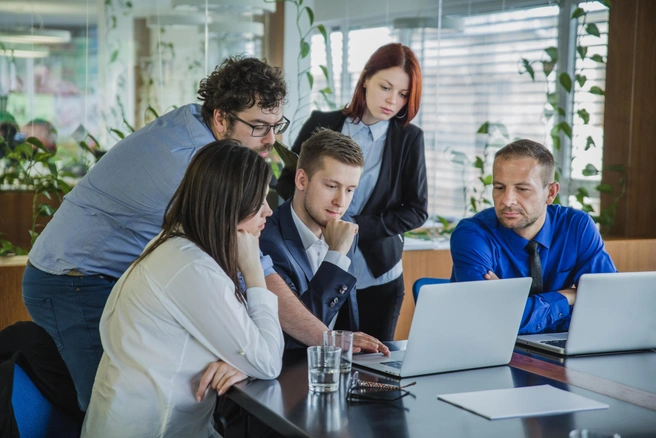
{"left": 82, "top": 140, "right": 283, "bottom": 437}
{"left": 278, "top": 43, "right": 428, "bottom": 341}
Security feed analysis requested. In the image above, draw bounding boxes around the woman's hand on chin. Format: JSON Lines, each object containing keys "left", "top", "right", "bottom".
{"left": 237, "top": 230, "right": 266, "bottom": 289}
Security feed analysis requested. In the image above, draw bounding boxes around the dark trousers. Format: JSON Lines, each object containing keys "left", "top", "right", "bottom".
{"left": 356, "top": 274, "right": 405, "bottom": 341}
{"left": 22, "top": 264, "right": 117, "bottom": 411}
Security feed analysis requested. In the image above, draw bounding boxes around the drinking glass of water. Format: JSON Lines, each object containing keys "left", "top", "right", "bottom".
{"left": 307, "top": 346, "right": 341, "bottom": 393}
{"left": 323, "top": 330, "right": 354, "bottom": 373}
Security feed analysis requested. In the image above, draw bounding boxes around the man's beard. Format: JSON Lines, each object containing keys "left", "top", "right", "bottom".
{"left": 497, "top": 208, "right": 539, "bottom": 230}
{"left": 253, "top": 142, "right": 273, "bottom": 156}
{"left": 224, "top": 125, "right": 273, "bottom": 156}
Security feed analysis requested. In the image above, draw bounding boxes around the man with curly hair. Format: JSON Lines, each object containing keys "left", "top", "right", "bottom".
{"left": 24, "top": 56, "right": 386, "bottom": 413}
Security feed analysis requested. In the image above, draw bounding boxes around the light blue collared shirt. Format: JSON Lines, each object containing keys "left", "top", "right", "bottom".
{"left": 29, "top": 103, "right": 275, "bottom": 279}
{"left": 342, "top": 118, "right": 402, "bottom": 288}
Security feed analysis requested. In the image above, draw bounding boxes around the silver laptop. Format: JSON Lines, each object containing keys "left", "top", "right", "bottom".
{"left": 516, "top": 271, "right": 656, "bottom": 356}
{"left": 351, "top": 277, "right": 532, "bottom": 377}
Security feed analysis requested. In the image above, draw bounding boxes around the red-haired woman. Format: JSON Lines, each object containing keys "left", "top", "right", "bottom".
{"left": 278, "top": 43, "right": 428, "bottom": 341}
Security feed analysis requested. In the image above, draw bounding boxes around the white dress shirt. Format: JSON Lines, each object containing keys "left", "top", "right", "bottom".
{"left": 82, "top": 236, "right": 284, "bottom": 438}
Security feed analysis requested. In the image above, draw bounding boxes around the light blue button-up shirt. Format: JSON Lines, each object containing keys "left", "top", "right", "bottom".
{"left": 29, "top": 103, "right": 274, "bottom": 279}
{"left": 342, "top": 118, "right": 402, "bottom": 288}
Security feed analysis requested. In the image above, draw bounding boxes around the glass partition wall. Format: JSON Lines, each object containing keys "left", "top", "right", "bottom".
{"left": 0, "top": 0, "right": 610, "bottom": 251}
{"left": 0, "top": 0, "right": 267, "bottom": 178}
{"left": 307, "top": 0, "right": 609, "bottom": 236}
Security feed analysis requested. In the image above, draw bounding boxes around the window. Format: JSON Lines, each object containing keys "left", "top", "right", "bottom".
{"left": 309, "top": 1, "right": 609, "bottom": 223}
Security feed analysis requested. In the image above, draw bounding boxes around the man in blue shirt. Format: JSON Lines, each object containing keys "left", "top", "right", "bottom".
{"left": 450, "top": 139, "right": 616, "bottom": 334}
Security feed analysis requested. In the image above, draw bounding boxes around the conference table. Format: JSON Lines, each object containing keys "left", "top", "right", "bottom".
{"left": 226, "top": 343, "right": 656, "bottom": 437}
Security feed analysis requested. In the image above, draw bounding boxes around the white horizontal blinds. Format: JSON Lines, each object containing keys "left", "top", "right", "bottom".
{"left": 570, "top": 6, "right": 609, "bottom": 181}
{"left": 408, "top": 6, "right": 560, "bottom": 219}
{"left": 310, "top": 27, "right": 395, "bottom": 112}
{"left": 308, "top": 3, "right": 605, "bottom": 221}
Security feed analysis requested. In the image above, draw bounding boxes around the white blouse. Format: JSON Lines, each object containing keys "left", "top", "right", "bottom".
{"left": 82, "top": 236, "right": 284, "bottom": 437}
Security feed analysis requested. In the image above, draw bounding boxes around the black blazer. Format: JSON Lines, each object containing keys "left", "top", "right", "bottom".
{"left": 276, "top": 110, "right": 428, "bottom": 278}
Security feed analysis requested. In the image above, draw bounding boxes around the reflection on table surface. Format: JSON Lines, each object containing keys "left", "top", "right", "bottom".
{"left": 515, "top": 344, "right": 656, "bottom": 395}
{"left": 228, "top": 347, "right": 656, "bottom": 438}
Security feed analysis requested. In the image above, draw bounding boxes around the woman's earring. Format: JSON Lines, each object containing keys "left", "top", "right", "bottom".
{"left": 395, "top": 108, "right": 407, "bottom": 119}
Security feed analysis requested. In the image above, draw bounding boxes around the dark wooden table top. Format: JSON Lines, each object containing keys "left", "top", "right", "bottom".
{"left": 227, "top": 345, "right": 656, "bottom": 438}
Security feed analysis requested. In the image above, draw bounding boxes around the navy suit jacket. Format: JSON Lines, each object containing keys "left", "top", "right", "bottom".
{"left": 276, "top": 110, "right": 428, "bottom": 277}
{"left": 260, "top": 201, "right": 359, "bottom": 341}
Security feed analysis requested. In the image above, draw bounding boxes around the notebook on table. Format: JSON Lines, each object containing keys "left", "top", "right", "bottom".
{"left": 352, "top": 277, "right": 532, "bottom": 378}
{"left": 516, "top": 271, "right": 656, "bottom": 356}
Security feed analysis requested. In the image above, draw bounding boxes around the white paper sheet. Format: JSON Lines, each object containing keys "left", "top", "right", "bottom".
{"left": 437, "top": 384, "right": 609, "bottom": 420}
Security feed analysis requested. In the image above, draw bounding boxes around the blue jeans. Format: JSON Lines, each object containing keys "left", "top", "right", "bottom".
{"left": 22, "top": 264, "right": 117, "bottom": 411}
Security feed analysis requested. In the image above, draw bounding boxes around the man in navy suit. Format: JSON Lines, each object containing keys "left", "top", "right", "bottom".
{"left": 262, "top": 129, "right": 386, "bottom": 349}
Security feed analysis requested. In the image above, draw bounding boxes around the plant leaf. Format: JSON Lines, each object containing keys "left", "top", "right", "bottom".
{"left": 316, "top": 24, "right": 327, "bottom": 42}
{"left": 319, "top": 87, "right": 333, "bottom": 94}
{"left": 146, "top": 105, "right": 159, "bottom": 119}
{"left": 559, "top": 72, "right": 572, "bottom": 92}
{"left": 577, "top": 187, "right": 590, "bottom": 198}
{"left": 586, "top": 23, "right": 600, "bottom": 37}
{"left": 571, "top": 7, "right": 585, "bottom": 19}
{"left": 109, "top": 128, "right": 125, "bottom": 139}
{"left": 577, "top": 45, "right": 588, "bottom": 59}
{"left": 598, "top": 0, "right": 612, "bottom": 8}
{"left": 582, "top": 163, "right": 599, "bottom": 176}
{"left": 596, "top": 183, "right": 614, "bottom": 194}
{"left": 476, "top": 122, "right": 489, "bottom": 134}
{"left": 320, "top": 65, "right": 329, "bottom": 80}
{"left": 575, "top": 74, "right": 587, "bottom": 87}
{"left": 547, "top": 92, "right": 559, "bottom": 109}
{"left": 470, "top": 197, "right": 478, "bottom": 213}
{"left": 590, "top": 54, "right": 605, "bottom": 63}
{"left": 577, "top": 108, "right": 590, "bottom": 124}
{"left": 551, "top": 133, "right": 561, "bottom": 151}
{"left": 558, "top": 121, "right": 572, "bottom": 139}
{"left": 304, "top": 6, "right": 314, "bottom": 26}
{"left": 474, "top": 156, "right": 484, "bottom": 170}
{"left": 544, "top": 46, "right": 558, "bottom": 63}
{"left": 480, "top": 175, "right": 493, "bottom": 185}
{"left": 589, "top": 86, "right": 605, "bottom": 96}
{"left": 305, "top": 71, "right": 314, "bottom": 89}
{"left": 58, "top": 179, "right": 71, "bottom": 194}
{"left": 300, "top": 40, "right": 310, "bottom": 59}
{"left": 542, "top": 61, "right": 555, "bottom": 78}
{"left": 557, "top": 107, "right": 566, "bottom": 116}
{"left": 585, "top": 136, "right": 596, "bottom": 150}
{"left": 520, "top": 59, "right": 535, "bottom": 81}
{"left": 110, "top": 49, "right": 119, "bottom": 64}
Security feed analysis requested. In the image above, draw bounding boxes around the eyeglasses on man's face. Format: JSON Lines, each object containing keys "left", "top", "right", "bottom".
{"left": 228, "top": 112, "right": 290, "bottom": 137}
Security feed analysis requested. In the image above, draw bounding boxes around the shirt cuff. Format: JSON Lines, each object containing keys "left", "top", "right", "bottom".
{"left": 259, "top": 252, "right": 276, "bottom": 277}
{"left": 246, "top": 287, "right": 279, "bottom": 309}
{"left": 323, "top": 250, "right": 351, "bottom": 272}
{"left": 544, "top": 291, "right": 572, "bottom": 320}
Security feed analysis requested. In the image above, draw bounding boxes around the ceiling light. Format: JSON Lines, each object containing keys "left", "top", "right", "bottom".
{"left": 146, "top": 14, "right": 210, "bottom": 28}
{"left": 0, "top": 29, "right": 71, "bottom": 45}
{"left": 0, "top": 48, "right": 50, "bottom": 58}
{"left": 203, "top": 21, "right": 264, "bottom": 37}
{"left": 171, "top": 0, "right": 275, "bottom": 16}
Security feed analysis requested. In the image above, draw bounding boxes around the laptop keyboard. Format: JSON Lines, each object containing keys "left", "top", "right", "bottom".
{"left": 381, "top": 360, "right": 404, "bottom": 369}
{"left": 542, "top": 340, "right": 567, "bottom": 348}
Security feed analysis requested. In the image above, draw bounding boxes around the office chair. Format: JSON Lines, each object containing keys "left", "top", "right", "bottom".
{"left": 412, "top": 277, "right": 450, "bottom": 303}
{"left": 12, "top": 363, "right": 78, "bottom": 438}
